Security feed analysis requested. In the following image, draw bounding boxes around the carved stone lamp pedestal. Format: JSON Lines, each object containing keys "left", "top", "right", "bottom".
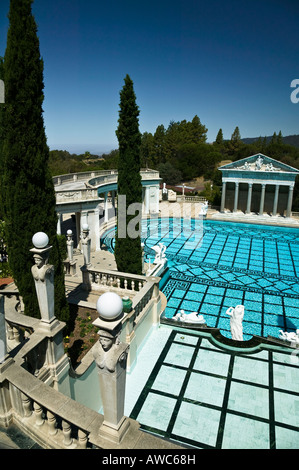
{"left": 92, "top": 292, "right": 130, "bottom": 444}
{"left": 81, "top": 225, "right": 92, "bottom": 291}
{"left": 65, "top": 229, "right": 76, "bottom": 276}
{"left": 30, "top": 232, "right": 56, "bottom": 328}
{"left": 30, "top": 232, "right": 70, "bottom": 391}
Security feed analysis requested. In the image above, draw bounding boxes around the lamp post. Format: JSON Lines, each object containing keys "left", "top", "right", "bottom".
{"left": 30, "top": 232, "right": 55, "bottom": 325}
{"left": 93, "top": 292, "right": 130, "bottom": 444}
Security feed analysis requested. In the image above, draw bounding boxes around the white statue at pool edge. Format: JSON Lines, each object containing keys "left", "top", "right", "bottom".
{"left": 173, "top": 310, "right": 205, "bottom": 324}
{"left": 226, "top": 305, "right": 245, "bottom": 341}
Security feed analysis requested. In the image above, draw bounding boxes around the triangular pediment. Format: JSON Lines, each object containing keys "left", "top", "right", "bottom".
{"left": 219, "top": 154, "right": 299, "bottom": 174}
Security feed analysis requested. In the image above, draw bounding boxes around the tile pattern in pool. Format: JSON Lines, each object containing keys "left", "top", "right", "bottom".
{"left": 130, "top": 330, "right": 299, "bottom": 449}
{"left": 101, "top": 219, "right": 299, "bottom": 339}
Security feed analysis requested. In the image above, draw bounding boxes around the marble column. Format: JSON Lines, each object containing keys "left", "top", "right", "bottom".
{"left": 259, "top": 184, "right": 266, "bottom": 215}
{"left": 144, "top": 186, "right": 150, "bottom": 214}
{"left": 220, "top": 181, "right": 227, "bottom": 213}
{"left": 286, "top": 185, "right": 294, "bottom": 218}
{"left": 233, "top": 182, "right": 239, "bottom": 213}
{"left": 272, "top": 184, "right": 280, "bottom": 216}
{"left": 246, "top": 183, "right": 253, "bottom": 214}
{"left": 75, "top": 212, "right": 81, "bottom": 248}
{"left": 104, "top": 193, "right": 109, "bottom": 223}
{"left": 56, "top": 213, "right": 62, "bottom": 235}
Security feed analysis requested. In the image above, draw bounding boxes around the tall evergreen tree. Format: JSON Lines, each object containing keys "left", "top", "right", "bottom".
{"left": 215, "top": 128, "right": 224, "bottom": 146}
{"left": 114, "top": 75, "right": 143, "bottom": 275}
{"left": 0, "top": 0, "right": 69, "bottom": 321}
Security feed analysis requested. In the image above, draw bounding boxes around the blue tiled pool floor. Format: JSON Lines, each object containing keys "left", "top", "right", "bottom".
{"left": 102, "top": 218, "right": 299, "bottom": 340}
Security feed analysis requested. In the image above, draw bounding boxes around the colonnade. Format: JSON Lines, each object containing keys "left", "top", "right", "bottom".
{"left": 220, "top": 180, "right": 294, "bottom": 217}
{"left": 56, "top": 184, "right": 160, "bottom": 251}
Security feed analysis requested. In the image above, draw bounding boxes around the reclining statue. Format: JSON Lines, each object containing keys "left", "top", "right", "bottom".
{"left": 279, "top": 330, "right": 299, "bottom": 345}
{"left": 173, "top": 310, "right": 205, "bottom": 324}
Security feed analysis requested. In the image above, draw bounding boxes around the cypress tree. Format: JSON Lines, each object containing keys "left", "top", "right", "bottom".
{"left": 114, "top": 75, "right": 143, "bottom": 275}
{"left": 0, "top": 0, "right": 69, "bottom": 322}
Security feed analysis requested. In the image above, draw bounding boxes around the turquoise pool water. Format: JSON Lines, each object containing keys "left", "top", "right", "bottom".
{"left": 102, "top": 218, "right": 299, "bottom": 340}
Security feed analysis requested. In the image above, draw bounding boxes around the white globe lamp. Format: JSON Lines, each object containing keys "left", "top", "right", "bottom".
{"left": 96, "top": 292, "right": 123, "bottom": 321}
{"left": 32, "top": 232, "right": 49, "bottom": 249}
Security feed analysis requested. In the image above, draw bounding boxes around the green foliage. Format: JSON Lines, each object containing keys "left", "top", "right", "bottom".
{"left": 0, "top": 219, "right": 12, "bottom": 278}
{"left": 48, "top": 149, "right": 106, "bottom": 176}
{"left": 114, "top": 75, "right": 143, "bottom": 275}
{"left": 0, "top": 0, "right": 69, "bottom": 322}
{"left": 158, "top": 162, "right": 182, "bottom": 185}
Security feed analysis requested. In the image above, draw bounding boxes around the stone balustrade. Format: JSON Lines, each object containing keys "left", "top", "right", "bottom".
{"left": 1, "top": 356, "right": 179, "bottom": 449}
{"left": 0, "top": 292, "right": 178, "bottom": 449}
{"left": 84, "top": 266, "right": 160, "bottom": 320}
{"left": 3, "top": 365, "right": 101, "bottom": 449}
{"left": 88, "top": 268, "right": 147, "bottom": 292}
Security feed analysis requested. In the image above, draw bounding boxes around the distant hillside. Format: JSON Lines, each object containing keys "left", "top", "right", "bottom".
{"left": 242, "top": 135, "right": 299, "bottom": 148}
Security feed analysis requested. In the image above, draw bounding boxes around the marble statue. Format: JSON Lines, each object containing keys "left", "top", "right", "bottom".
{"left": 66, "top": 229, "right": 74, "bottom": 262}
{"left": 94, "top": 329, "right": 129, "bottom": 373}
{"left": 30, "top": 233, "right": 55, "bottom": 324}
{"left": 199, "top": 200, "right": 208, "bottom": 216}
{"left": 243, "top": 161, "right": 251, "bottom": 170}
{"left": 81, "top": 224, "right": 91, "bottom": 266}
{"left": 31, "top": 252, "right": 54, "bottom": 282}
{"left": 151, "top": 243, "right": 167, "bottom": 264}
{"left": 279, "top": 330, "right": 299, "bottom": 345}
{"left": 173, "top": 309, "right": 205, "bottom": 324}
{"left": 255, "top": 156, "right": 263, "bottom": 170}
{"left": 226, "top": 305, "right": 244, "bottom": 341}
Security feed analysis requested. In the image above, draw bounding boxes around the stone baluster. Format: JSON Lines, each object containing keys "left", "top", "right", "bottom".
{"left": 47, "top": 410, "right": 58, "bottom": 436}
{"left": 33, "top": 401, "right": 44, "bottom": 426}
{"left": 78, "top": 429, "right": 88, "bottom": 449}
{"left": 62, "top": 420, "right": 72, "bottom": 447}
{"left": 21, "top": 393, "right": 32, "bottom": 418}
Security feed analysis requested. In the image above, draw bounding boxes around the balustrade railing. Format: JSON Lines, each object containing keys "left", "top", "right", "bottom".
{"left": 88, "top": 268, "right": 146, "bottom": 292}
{"left": 84, "top": 266, "right": 160, "bottom": 321}
{"left": 7, "top": 375, "right": 102, "bottom": 449}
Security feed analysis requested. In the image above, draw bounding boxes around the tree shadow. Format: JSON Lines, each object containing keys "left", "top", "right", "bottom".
{"left": 68, "top": 339, "right": 84, "bottom": 367}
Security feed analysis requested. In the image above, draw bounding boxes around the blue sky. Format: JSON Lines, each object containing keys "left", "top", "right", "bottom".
{"left": 0, "top": 0, "right": 298, "bottom": 154}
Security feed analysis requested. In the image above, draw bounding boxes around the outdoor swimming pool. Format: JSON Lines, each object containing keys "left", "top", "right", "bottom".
{"left": 102, "top": 218, "right": 299, "bottom": 341}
